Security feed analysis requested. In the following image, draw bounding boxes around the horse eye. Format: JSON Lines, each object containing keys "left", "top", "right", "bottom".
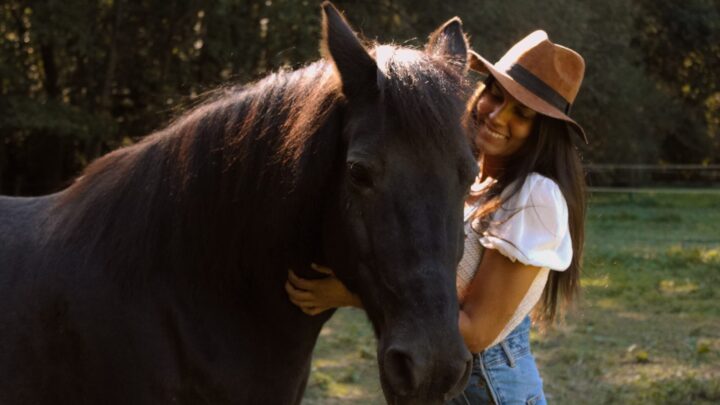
{"left": 347, "top": 161, "right": 374, "bottom": 188}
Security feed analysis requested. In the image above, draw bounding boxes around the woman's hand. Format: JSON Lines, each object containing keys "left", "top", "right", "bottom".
{"left": 285, "top": 263, "right": 362, "bottom": 316}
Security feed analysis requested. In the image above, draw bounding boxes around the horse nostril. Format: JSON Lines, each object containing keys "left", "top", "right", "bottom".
{"left": 384, "top": 347, "right": 421, "bottom": 396}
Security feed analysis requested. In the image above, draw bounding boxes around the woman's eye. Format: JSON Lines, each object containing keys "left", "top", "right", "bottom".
{"left": 517, "top": 107, "right": 536, "bottom": 120}
{"left": 489, "top": 84, "right": 503, "bottom": 99}
{"left": 347, "top": 162, "right": 374, "bottom": 188}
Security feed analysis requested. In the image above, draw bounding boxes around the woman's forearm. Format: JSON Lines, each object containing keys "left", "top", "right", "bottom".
{"left": 459, "top": 307, "right": 504, "bottom": 353}
{"left": 458, "top": 249, "right": 543, "bottom": 352}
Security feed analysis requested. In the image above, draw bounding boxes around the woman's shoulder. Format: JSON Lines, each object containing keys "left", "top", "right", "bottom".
{"left": 519, "top": 172, "right": 561, "bottom": 194}
{"left": 484, "top": 172, "right": 573, "bottom": 271}
{"left": 500, "top": 172, "right": 566, "bottom": 210}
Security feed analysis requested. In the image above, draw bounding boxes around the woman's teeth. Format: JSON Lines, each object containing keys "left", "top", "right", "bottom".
{"left": 487, "top": 127, "right": 508, "bottom": 140}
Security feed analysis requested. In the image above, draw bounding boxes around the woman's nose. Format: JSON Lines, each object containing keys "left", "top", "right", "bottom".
{"left": 488, "top": 100, "right": 512, "bottom": 126}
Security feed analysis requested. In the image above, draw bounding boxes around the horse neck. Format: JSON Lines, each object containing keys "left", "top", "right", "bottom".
{"left": 50, "top": 67, "right": 344, "bottom": 295}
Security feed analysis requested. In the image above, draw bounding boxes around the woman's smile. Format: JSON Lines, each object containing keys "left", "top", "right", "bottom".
{"left": 480, "top": 121, "right": 510, "bottom": 141}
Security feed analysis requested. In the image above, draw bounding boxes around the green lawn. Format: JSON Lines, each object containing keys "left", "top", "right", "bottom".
{"left": 303, "top": 191, "right": 720, "bottom": 404}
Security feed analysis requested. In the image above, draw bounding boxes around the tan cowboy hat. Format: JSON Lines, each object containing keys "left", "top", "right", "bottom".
{"left": 469, "top": 30, "right": 587, "bottom": 143}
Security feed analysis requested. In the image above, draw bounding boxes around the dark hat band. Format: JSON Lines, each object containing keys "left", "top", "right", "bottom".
{"left": 503, "top": 63, "right": 571, "bottom": 114}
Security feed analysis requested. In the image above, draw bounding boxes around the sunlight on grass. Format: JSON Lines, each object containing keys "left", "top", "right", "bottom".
{"left": 658, "top": 279, "right": 699, "bottom": 295}
{"left": 604, "top": 369, "right": 720, "bottom": 405}
{"left": 319, "top": 326, "right": 335, "bottom": 337}
{"left": 666, "top": 245, "right": 720, "bottom": 265}
{"left": 313, "top": 355, "right": 354, "bottom": 369}
{"left": 582, "top": 274, "right": 610, "bottom": 288}
{"left": 305, "top": 308, "right": 383, "bottom": 404}
{"left": 700, "top": 248, "right": 720, "bottom": 263}
{"left": 615, "top": 311, "right": 648, "bottom": 321}
{"left": 308, "top": 370, "right": 369, "bottom": 399}
{"left": 595, "top": 298, "right": 620, "bottom": 309}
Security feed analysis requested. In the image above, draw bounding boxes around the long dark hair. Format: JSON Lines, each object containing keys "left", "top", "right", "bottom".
{"left": 466, "top": 77, "right": 587, "bottom": 323}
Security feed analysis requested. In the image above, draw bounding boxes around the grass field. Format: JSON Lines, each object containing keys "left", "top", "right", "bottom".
{"left": 303, "top": 191, "right": 720, "bottom": 404}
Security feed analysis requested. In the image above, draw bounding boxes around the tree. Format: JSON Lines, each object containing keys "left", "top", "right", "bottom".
{"left": 1, "top": 0, "right": 717, "bottom": 195}
{"left": 633, "top": 0, "right": 720, "bottom": 163}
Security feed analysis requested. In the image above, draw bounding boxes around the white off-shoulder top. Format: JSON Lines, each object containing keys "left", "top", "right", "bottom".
{"left": 457, "top": 173, "right": 572, "bottom": 349}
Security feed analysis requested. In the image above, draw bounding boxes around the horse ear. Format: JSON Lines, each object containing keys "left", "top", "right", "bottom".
{"left": 426, "top": 17, "right": 468, "bottom": 73}
{"left": 320, "top": 2, "right": 378, "bottom": 98}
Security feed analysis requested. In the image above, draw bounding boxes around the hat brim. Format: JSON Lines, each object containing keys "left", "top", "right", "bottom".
{"left": 468, "top": 50, "right": 587, "bottom": 144}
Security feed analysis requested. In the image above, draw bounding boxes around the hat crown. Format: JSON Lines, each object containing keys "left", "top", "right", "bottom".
{"left": 496, "top": 30, "right": 585, "bottom": 104}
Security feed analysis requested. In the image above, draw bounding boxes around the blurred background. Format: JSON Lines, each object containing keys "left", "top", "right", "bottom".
{"left": 1, "top": 0, "right": 718, "bottom": 403}
{"left": 1, "top": 0, "right": 719, "bottom": 195}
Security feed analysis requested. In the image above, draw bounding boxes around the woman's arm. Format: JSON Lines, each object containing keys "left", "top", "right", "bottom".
{"left": 285, "top": 263, "right": 363, "bottom": 315}
{"left": 459, "top": 248, "right": 542, "bottom": 352}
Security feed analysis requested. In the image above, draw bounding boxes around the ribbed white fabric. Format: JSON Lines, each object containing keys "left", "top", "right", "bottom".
{"left": 457, "top": 173, "right": 572, "bottom": 349}
{"left": 456, "top": 220, "right": 485, "bottom": 300}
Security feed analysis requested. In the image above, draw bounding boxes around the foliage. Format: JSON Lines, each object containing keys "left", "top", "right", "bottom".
{"left": 1, "top": 0, "right": 718, "bottom": 195}
{"left": 633, "top": 0, "right": 720, "bottom": 163}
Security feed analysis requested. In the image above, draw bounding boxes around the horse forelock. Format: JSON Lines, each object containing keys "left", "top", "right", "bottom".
{"left": 373, "top": 44, "right": 470, "bottom": 151}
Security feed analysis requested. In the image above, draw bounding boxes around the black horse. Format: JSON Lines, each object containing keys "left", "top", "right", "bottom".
{"left": 0, "top": 3, "right": 478, "bottom": 404}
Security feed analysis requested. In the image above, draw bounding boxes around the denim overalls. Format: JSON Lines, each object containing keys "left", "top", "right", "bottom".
{"left": 447, "top": 316, "right": 546, "bottom": 405}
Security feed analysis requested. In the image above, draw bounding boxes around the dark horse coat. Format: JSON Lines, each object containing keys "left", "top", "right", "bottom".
{"left": 0, "top": 3, "right": 479, "bottom": 404}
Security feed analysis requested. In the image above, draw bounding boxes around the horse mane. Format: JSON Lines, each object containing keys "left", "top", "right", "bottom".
{"left": 47, "top": 45, "right": 469, "bottom": 290}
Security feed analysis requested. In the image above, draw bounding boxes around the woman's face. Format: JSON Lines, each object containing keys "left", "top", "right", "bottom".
{"left": 472, "top": 80, "right": 538, "bottom": 158}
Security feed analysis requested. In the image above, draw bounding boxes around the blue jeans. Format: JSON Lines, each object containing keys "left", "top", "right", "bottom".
{"left": 447, "top": 317, "right": 546, "bottom": 405}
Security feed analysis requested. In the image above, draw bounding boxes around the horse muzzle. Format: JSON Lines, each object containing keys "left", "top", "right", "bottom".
{"left": 378, "top": 325, "right": 472, "bottom": 404}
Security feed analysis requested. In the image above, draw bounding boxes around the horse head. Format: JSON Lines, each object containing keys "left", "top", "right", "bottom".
{"left": 318, "top": 3, "right": 478, "bottom": 403}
